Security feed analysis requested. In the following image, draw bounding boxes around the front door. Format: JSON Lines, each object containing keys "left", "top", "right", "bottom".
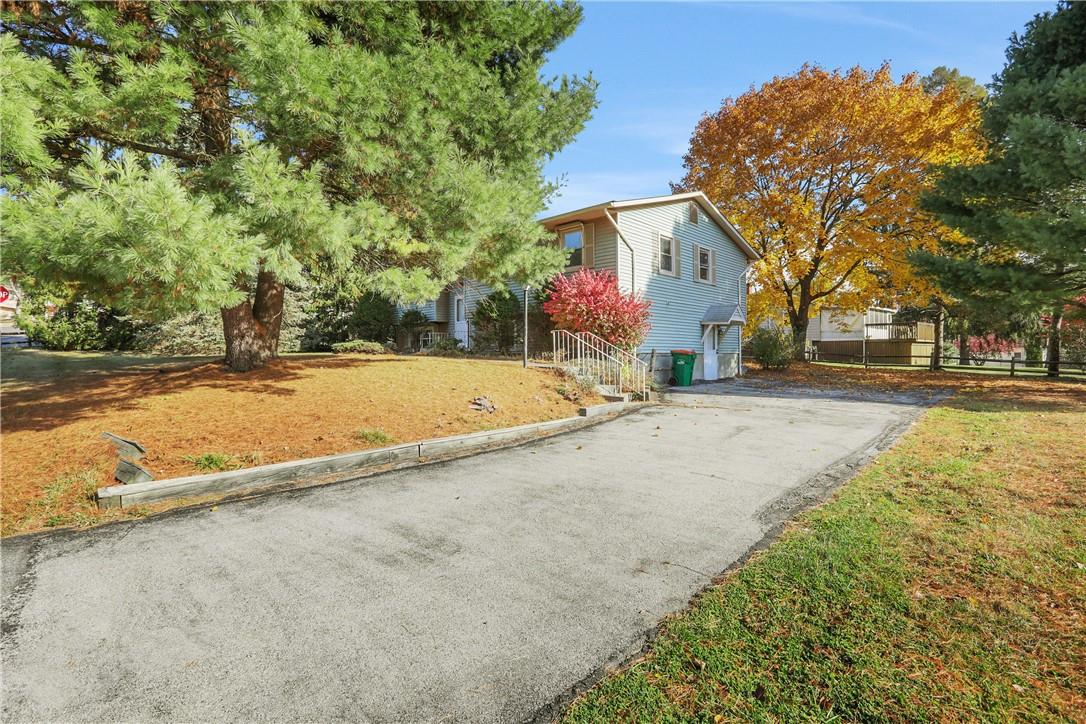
{"left": 453, "top": 292, "right": 469, "bottom": 348}
{"left": 702, "top": 326, "right": 719, "bottom": 380}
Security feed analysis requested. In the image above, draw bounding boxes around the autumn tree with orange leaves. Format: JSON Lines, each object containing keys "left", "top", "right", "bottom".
{"left": 678, "top": 64, "right": 984, "bottom": 353}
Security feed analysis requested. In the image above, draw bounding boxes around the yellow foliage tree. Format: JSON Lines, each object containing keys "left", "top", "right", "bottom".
{"left": 678, "top": 64, "right": 984, "bottom": 350}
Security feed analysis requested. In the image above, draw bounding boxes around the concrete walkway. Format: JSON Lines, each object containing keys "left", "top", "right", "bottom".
{"left": 2, "top": 385, "right": 927, "bottom": 722}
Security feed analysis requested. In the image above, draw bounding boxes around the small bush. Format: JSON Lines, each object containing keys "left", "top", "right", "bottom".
{"left": 355, "top": 427, "right": 394, "bottom": 445}
{"left": 330, "top": 339, "right": 392, "bottom": 354}
{"left": 419, "top": 337, "right": 466, "bottom": 357}
{"left": 749, "top": 326, "right": 796, "bottom": 369}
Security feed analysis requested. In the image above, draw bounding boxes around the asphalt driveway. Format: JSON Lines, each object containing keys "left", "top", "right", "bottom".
{"left": 2, "top": 383, "right": 928, "bottom": 722}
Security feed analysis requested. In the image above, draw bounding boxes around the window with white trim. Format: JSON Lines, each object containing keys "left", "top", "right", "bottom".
{"left": 658, "top": 234, "right": 677, "bottom": 276}
{"left": 689, "top": 202, "right": 699, "bottom": 225}
{"left": 560, "top": 225, "right": 583, "bottom": 268}
{"left": 695, "top": 244, "right": 715, "bottom": 284}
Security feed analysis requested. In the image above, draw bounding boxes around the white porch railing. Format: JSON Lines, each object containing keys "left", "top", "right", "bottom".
{"left": 418, "top": 331, "right": 451, "bottom": 349}
{"left": 551, "top": 329, "right": 650, "bottom": 399}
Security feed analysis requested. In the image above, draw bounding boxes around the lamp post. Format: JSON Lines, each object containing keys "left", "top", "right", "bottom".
{"left": 522, "top": 285, "right": 530, "bottom": 368}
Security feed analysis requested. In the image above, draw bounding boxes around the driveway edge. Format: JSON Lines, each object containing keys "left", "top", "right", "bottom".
{"left": 96, "top": 401, "right": 648, "bottom": 510}
{"left": 528, "top": 396, "right": 941, "bottom": 723}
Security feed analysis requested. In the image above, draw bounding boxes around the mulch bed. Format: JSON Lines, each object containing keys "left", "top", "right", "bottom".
{"left": 1, "top": 354, "right": 594, "bottom": 535}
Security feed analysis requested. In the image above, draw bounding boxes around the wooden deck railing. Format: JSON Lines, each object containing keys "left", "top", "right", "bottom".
{"left": 864, "top": 321, "right": 935, "bottom": 342}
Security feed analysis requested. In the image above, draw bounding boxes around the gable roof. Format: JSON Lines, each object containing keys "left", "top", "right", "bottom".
{"left": 701, "top": 302, "right": 745, "bottom": 326}
{"left": 539, "top": 191, "right": 760, "bottom": 262}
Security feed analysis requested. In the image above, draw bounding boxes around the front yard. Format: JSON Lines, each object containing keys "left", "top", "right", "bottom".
{"left": 568, "top": 368, "right": 1085, "bottom": 721}
{"left": 1, "top": 351, "right": 596, "bottom": 536}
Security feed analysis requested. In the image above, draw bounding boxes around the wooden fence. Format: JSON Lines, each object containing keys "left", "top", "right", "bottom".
{"left": 805, "top": 349, "right": 1085, "bottom": 379}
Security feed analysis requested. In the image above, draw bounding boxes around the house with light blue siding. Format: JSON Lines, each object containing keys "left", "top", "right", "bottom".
{"left": 405, "top": 192, "right": 760, "bottom": 381}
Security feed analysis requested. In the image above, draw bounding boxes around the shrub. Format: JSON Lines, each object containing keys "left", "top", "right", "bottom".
{"left": 472, "top": 290, "right": 521, "bottom": 354}
{"left": 300, "top": 288, "right": 397, "bottom": 352}
{"left": 419, "top": 336, "right": 466, "bottom": 357}
{"left": 330, "top": 339, "right": 392, "bottom": 354}
{"left": 749, "top": 325, "right": 795, "bottom": 369}
{"left": 542, "top": 269, "right": 651, "bottom": 349}
{"left": 17, "top": 292, "right": 148, "bottom": 351}
{"left": 132, "top": 310, "right": 225, "bottom": 355}
{"left": 396, "top": 309, "right": 430, "bottom": 350}
{"left": 130, "top": 287, "right": 310, "bottom": 355}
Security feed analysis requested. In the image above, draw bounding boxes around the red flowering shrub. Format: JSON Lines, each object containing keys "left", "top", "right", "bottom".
{"left": 542, "top": 269, "right": 651, "bottom": 349}
{"left": 956, "top": 333, "right": 1016, "bottom": 360}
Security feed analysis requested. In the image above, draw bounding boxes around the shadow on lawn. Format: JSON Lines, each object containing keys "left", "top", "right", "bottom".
{"left": 0, "top": 354, "right": 402, "bottom": 434}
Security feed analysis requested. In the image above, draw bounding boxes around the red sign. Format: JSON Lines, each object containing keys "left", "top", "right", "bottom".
{"left": 0, "top": 286, "right": 8, "bottom": 304}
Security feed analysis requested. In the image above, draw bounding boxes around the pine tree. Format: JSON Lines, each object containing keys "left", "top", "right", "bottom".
{"left": 915, "top": 2, "right": 1086, "bottom": 376}
{"left": 1, "top": 2, "right": 596, "bottom": 370}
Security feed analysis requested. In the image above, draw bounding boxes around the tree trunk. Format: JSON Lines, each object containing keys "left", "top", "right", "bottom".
{"left": 958, "top": 327, "right": 969, "bottom": 365}
{"left": 221, "top": 270, "right": 285, "bottom": 372}
{"left": 1046, "top": 306, "right": 1063, "bottom": 377}
{"left": 791, "top": 318, "right": 809, "bottom": 361}
{"left": 787, "top": 284, "right": 812, "bottom": 361}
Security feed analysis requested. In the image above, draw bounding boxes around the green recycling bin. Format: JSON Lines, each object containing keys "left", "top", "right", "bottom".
{"left": 670, "top": 349, "right": 696, "bottom": 386}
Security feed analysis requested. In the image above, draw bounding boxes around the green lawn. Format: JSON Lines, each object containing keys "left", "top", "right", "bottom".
{"left": 566, "top": 381, "right": 1085, "bottom": 721}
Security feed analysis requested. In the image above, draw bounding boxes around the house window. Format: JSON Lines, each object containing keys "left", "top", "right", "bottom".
{"left": 560, "top": 226, "right": 583, "bottom": 268}
{"left": 455, "top": 297, "right": 465, "bottom": 322}
{"left": 658, "top": 234, "right": 677, "bottom": 276}
{"left": 695, "top": 245, "right": 715, "bottom": 284}
{"left": 689, "top": 202, "right": 699, "bottom": 224}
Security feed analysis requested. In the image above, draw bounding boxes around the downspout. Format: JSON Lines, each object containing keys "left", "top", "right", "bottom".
{"left": 737, "top": 264, "right": 752, "bottom": 376}
{"left": 602, "top": 208, "right": 636, "bottom": 293}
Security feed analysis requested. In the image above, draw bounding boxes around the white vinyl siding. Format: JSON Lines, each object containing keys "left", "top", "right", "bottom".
{"left": 590, "top": 222, "right": 618, "bottom": 276}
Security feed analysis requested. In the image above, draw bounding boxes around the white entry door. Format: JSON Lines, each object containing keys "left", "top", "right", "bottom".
{"left": 453, "top": 292, "right": 469, "bottom": 347}
{"left": 702, "top": 326, "right": 719, "bottom": 380}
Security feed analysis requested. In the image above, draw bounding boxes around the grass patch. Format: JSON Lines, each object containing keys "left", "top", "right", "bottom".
{"left": 16, "top": 469, "right": 101, "bottom": 531}
{"left": 566, "top": 386, "right": 1086, "bottom": 721}
{"left": 182, "top": 452, "right": 246, "bottom": 472}
{"left": 354, "top": 427, "right": 395, "bottom": 445}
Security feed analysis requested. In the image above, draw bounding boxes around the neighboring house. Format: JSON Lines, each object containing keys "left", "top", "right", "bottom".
{"left": 808, "top": 306, "right": 936, "bottom": 364}
{"left": 405, "top": 192, "right": 760, "bottom": 381}
{"left": 806, "top": 307, "right": 897, "bottom": 342}
{"left": 0, "top": 279, "right": 26, "bottom": 345}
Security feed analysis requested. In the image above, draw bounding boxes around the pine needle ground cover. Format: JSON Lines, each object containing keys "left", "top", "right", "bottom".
{"left": 2, "top": 352, "right": 595, "bottom": 536}
{"left": 567, "top": 373, "right": 1085, "bottom": 721}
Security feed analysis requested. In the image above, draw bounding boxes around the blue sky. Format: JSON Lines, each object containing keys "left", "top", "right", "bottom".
{"left": 541, "top": 1, "right": 1052, "bottom": 214}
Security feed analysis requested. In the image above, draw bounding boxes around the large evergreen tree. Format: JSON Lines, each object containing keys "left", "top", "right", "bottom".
{"left": 915, "top": 2, "right": 1086, "bottom": 375}
{"left": 1, "top": 1, "right": 596, "bottom": 370}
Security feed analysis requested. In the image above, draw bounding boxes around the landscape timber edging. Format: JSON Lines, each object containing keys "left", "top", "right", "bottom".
{"left": 95, "top": 401, "right": 641, "bottom": 509}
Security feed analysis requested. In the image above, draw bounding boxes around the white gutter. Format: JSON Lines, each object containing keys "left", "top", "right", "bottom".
{"left": 601, "top": 208, "right": 637, "bottom": 293}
